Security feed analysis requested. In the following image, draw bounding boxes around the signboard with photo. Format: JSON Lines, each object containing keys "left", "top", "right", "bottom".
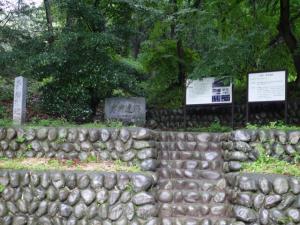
{"left": 248, "top": 71, "right": 286, "bottom": 102}
{"left": 186, "top": 77, "right": 232, "bottom": 105}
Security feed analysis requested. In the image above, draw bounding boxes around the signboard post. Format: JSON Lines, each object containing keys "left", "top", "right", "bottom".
{"left": 185, "top": 77, "right": 234, "bottom": 129}
{"left": 247, "top": 70, "right": 288, "bottom": 124}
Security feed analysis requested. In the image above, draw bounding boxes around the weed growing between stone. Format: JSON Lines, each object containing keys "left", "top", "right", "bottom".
{"left": 246, "top": 121, "right": 300, "bottom": 131}
{"left": 242, "top": 144, "right": 300, "bottom": 176}
{"left": 0, "top": 157, "right": 142, "bottom": 173}
{"left": 0, "top": 118, "right": 132, "bottom": 129}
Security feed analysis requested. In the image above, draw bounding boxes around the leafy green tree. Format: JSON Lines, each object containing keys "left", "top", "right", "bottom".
{"left": 1, "top": 0, "right": 143, "bottom": 121}
{"left": 2, "top": 0, "right": 300, "bottom": 116}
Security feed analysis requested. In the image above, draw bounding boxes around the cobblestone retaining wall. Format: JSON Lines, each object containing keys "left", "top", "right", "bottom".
{"left": 1, "top": 128, "right": 300, "bottom": 224}
{"left": 0, "top": 170, "right": 158, "bottom": 225}
{"left": 147, "top": 102, "right": 300, "bottom": 129}
{"left": 0, "top": 127, "right": 158, "bottom": 171}
{"left": 223, "top": 130, "right": 300, "bottom": 173}
{"left": 226, "top": 173, "right": 300, "bottom": 225}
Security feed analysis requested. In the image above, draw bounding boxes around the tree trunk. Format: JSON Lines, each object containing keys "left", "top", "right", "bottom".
{"left": 89, "top": 88, "right": 99, "bottom": 117}
{"left": 293, "top": 55, "right": 300, "bottom": 87}
{"left": 193, "top": 0, "right": 202, "bottom": 8}
{"left": 94, "top": 0, "right": 100, "bottom": 7}
{"left": 44, "top": 0, "right": 54, "bottom": 43}
{"left": 169, "top": 0, "right": 186, "bottom": 105}
{"left": 278, "top": 0, "right": 300, "bottom": 87}
{"left": 132, "top": 36, "right": 141, "bottom": 59}
{"left": 177, "top": 39, "right": 185, "bottom": 87}
{"left": 65, "top": 1, "right": 76, "bottom": 30}
{"left": 170, "top": 0, "right": 177, "bottom": 38}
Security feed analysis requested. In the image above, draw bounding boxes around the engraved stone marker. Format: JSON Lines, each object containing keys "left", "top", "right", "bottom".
{"left": 105, "top": 97, "right": 146, "bottom": 125}
{"left": 13, "top": 76, "right": 28, "bottom": 125}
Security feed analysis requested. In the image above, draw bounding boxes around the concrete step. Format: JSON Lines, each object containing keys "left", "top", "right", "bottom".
{"left": 158, "top": 168, "right": 223, "bottom": 180}
{"left": 159, "top": 150, "right": 223, "bottom": 161}
{"left": 159, "top": 203, "right": 233, "bottom": 218}
{"left": 160, "top": 160, "right": 223, "bottom": 170}
{"left": 158, "top": 132, "right": 228, "bottom": 142}
{"left": 157, "top": 190, "right": 227, "bottom": 204}
{"left": 156, "top": 135, "right": 233, "bottom": 224}
{"left": 160, "top": 216, "right": 234, "bottom": 225}
{"left": 157, "top": 178, "right": 227, "bottom": 191}
{"left": 158, "top": 141, "right": 222, "bottom": 152}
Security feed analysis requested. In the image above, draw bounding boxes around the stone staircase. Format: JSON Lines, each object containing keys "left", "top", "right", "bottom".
{"left": 156, "top": 132, "right": 235, "bottom": 225}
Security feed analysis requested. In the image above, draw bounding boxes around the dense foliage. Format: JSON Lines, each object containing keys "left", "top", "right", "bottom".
{"left": 1, "top": 0, "right": 300, "bottom": 119}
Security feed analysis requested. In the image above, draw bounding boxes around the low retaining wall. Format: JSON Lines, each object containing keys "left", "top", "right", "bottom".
{"left": 147, "top": 102, "right": 300, "bottom": 129}
{"left": 222, "top": 130, "right": 300, "bottom": 224}
{"left": 0, "top": 127, "right": 158, "bottom": 171}
{"left": 223, "top": 130, "right": 300, "bottom": 173}
{"left": 227, "top": 173, "right": 300, "bottom": 225}
{"left": 0, "top": 170, "right": 158, "bottom": 225}
{"left": 1, "top": 127, "right": 300, "bottom": 224}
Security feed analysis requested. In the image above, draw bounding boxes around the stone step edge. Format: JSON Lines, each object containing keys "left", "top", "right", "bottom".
{"left": 157, "top": 178, "right": 225, "bottom": 183}
{"left": 157, "top": 189, "right": 226, "bottom": 194}
{"left": 159, "top": 216, "right": 235, "bottom": 221}
{"left": 159, "top": 166, "right": 223, "bottom": 171}
{"left": 158, "top": 168, "right": 224, "bottom": 172}
{"left": 158, "top": 147, "right": 223, "bottom": 151}
{"left": 160, "top": 159, "right": 223, "bottom": 163}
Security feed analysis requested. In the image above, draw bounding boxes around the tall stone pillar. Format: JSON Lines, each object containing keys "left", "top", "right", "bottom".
{"left": 13, "top": 76, "right": 27, "bottom": 125}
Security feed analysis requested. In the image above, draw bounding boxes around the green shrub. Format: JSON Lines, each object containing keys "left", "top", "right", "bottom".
{"left": 28, "top": 118, "right": 70, "bottom": 127}
{"left": 0, "top": 105, "right": 7, "bottom": 118}
{"left": 139, "top": 39, "right": 197, "bottom": 108}
{"left": 0, "top": 119, "right": 12, "bottom": 127}
{"left": 0, "top": 184, "right": 4, "bottom": 193}
{"left": 0, "top": 77, "right": 13, "bottom": 101}
{"left": 39, "top": 82, "right": 93, "bottom": 122}
{"left": 246, "top": 121, "right": 300, "bottom": 131}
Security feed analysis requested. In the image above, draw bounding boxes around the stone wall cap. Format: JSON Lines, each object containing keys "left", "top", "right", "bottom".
{"left": 0, "top": 169, "right": 154, "bottom": 177}
{"left": 228, "top": 172, "right": 300, "bottom": 182}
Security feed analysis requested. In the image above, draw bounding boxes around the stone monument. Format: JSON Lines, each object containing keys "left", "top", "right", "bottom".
{"left": 105, "top": 97, "right": 146, "bottom": 125}
{"left": 13, "top": 76, "right": 27, "bottom": 125}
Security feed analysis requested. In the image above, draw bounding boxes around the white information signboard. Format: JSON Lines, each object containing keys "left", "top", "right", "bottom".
{"left": 186, "top": 77, "right": 232, "bottom": 105}
{"left": 248, "top": 71, "right": 286, "bottom": 102}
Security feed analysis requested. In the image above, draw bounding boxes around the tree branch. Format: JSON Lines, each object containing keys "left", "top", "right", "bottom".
{"left": 94, "top": 0, "right": 100, "bottom": 8}
{"left": 193, "top": 0, "right": 202, "bottom": 9}
{"left": 0, "top": 12, "right": 12, "bottom": 27}
{"left": 268, "top": 33, "right": 283, "bottom": 47}
{"left": 278, "top": 0, "right": 297, "bottom": 50}
{"left": 278, "top": 0, "right": 300, "bottom": 86}
{"left": 44, "top": 0, "right": 54, "bottom": 43}
{"left": 291, "top": 11, "right": 300, "bottom": 22}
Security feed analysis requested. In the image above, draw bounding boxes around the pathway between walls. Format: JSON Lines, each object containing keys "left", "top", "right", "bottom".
{"left": 156, "top": 131, "right": 235, "bottom": 225}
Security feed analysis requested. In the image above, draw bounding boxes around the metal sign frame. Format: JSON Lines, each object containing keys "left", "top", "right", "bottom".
{"left": 184, "top": 77, "right": 235, "bottom": 129}
{"left": 246, "top": 70, "right": 288, "bottom": 124}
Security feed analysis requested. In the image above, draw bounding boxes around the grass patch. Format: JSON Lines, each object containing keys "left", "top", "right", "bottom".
{"left": 0, "top": 184, "right": 4, "bottom": 193}
{"left": 246, "top": 121, "right": 300, "bottom": 131}
{"left": 242, "top": 144, "right": 300, "bottom": 177}
{"left": 0, "top": 157, "right": 142, "bottom": 173}
{"left": 0, "top": 118, "right": 133, "bottom": 129}
{"left": 0, "top": 119, "right": 12, "bottom": 127}
{"left": 180, "top": 121, "right": 232, "bottom": 133}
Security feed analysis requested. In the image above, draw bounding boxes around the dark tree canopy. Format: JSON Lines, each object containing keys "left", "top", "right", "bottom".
{"left": 1, "top": 0, "right": 300, "bottom": 118}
